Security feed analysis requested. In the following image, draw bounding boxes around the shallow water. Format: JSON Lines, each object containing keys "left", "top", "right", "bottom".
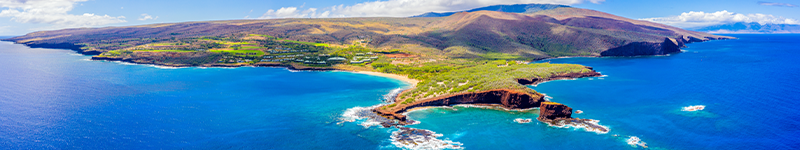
{"left": 2, "top": 34, "right": 800, "bottom": 149}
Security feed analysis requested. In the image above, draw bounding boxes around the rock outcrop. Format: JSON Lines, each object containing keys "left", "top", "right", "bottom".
{"left": 537, "top": 102, "right": 573, "bottom": 122}
{"left": 374, "top": 89, "right": 546, "bottom": 124}
{"left": 374, "top": 70, "right": 602, "bottom": 125}
{"left": 600, "top": 38, "right": 681, "bottom": 56}
{"left": 516, "top": 70, "right": 602, "bottom": 85}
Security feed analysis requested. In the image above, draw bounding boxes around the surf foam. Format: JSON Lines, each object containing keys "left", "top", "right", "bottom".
{"left": 626, "top": 136, "right": 648, "bottom": 148}
{"left": 390, "top": 127, "right": 463, "bottom": 150}
{"left": 546, "top": 119, "right": 610, "bottom": 134}
{"left": 682, "top": 105, "right": 705, "bottom": 111}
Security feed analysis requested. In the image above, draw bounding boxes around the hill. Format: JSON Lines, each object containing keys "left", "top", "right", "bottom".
{"left": 691, "top": 22, "right": 800, "bottom": 34}
{"left": 411, "top": 3, "right": 568, "bottom": 17}
{"left": 2, "top": 6, "right": 732, "bottom": 60}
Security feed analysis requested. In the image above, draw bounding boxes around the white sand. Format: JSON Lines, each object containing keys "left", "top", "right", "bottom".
{"left": 353, "top": 71, "right": 419, "bottom": 86}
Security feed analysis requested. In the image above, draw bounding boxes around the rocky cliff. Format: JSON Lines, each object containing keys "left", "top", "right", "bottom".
{"left": 374, "top": 89, "right": 546, "bottom": 124}
{"left": 374, "top": 70, "right": 602, "bottom": 125}
{"left": 537, "top": 102, "right": 573, "bottom": 122}
{"left": 600, "top": 38, "right": 681, "bottom": 56}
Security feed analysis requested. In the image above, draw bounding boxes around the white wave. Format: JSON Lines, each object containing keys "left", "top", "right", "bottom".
{"left": 383, "top": 88, "right": 407, "bottom": 103}
{"left": 340, "top": 105, "right": 389, "bottom": 128}
{"left": 626, "top": 136, "right": 648, "bottom": 148}
{"left": 149, "top": 65, "right": 183, "bottom": 69}
{"left": 546, "top": 119, "right": 610, "bottom": 134}
{"left": 682, "top": 105, "right": 706, "bottom": 111}
{"left": 105, "top": 60, "right": 186, "bottom": 69}
{"left": 390, "top": 127, "right": 463, "bottom": 150}
{"left": 543, "top": 94, "right": 553, "bottom": 101}
{"left": 340, "top": 86, "right": 411, "bottom": 128}
{"left": 514, "top": 118, "right": 532, "bottom": 124}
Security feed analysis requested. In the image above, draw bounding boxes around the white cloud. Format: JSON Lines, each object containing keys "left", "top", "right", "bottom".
{"left": 259, "top": 0, "right": 603, "bottom": 19}
{"left": 0, "top": 25, "right": 11, "bottom": 34}
{"left": 138, "top": 13, "right": 157, "bottom": 21}
{"left": 0, "top": 0, "right": 126, "bottom": 28}
{"left": 758, "top": 1, "right": 797, "bottom": 7}
{"left": 640, "top": 10, "right": 800, "bottom": 28}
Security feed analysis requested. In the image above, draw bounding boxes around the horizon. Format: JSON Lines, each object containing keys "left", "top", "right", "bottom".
{"left": 0, "top": 0, "right": 798, "bottom": 35}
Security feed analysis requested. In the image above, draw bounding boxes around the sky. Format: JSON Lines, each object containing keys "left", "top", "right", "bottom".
{"left": 0, "top": 0, "right": 798, "bottom": 35}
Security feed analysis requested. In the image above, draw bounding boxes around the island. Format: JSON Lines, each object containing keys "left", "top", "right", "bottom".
{"left": 1, "top": 4, "right": 733, "bottom": 129}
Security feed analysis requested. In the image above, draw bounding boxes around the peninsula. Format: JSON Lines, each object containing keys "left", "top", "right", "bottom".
{"left": 1, "top": 4, "right": 732, "bottom": 126}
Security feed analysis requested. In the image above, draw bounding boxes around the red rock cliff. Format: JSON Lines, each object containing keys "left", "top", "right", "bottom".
{"left": 537, "top": 102, "right": 573, "bottom": 122}
{"left": 374, "top": 70, "right": 601, "bottom": 125}
{"left": 374, "top": 89, "right": 545, "bottom": 124}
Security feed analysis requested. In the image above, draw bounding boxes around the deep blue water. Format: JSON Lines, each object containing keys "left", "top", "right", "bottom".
{"left": 2, "top": 34, "right": 800, "bottom": 149}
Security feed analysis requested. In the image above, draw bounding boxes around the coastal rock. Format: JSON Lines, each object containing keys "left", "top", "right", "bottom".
{"left": 537, "top": 102, "right": 573, "bottom": 122}
{"left": 26, "top": 42, "right": 103, "bottom": 55}
{"left": 375, "top": 69, "right": 602, "bottom": 125}
{"left": 516, "top": 69, "right": 602, "bottom": 85}
{"left": 375, "top": 89, "right": 546, "bottom": 124}
{"left": 600, "top": 38, "right": 681, "bottom": 56}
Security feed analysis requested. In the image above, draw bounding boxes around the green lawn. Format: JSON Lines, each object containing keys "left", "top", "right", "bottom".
{"left": 209, "top": 49, "right": 264, "bottom": 56}
{"left": 150, "top": 43, "right": 178, "bottom": 46}
{"left": 386, "top": 61, "right": 592, "bottom": 105}
{"left": 136, "top": 50, "right": 196, "bottom": 52}
{"left": 249, "top": 34, "right": 330, "bottom": 47}
{"left": 282, "top": 40, "right": 329, "bottom": 47}
{"left": 480, "top": 52, "right": 523, "bottom": 60}
{"left": 240, "top": 46, "right": 268, "bottom": 50}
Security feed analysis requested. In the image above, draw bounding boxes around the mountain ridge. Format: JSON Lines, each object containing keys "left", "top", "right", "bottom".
{"left": 2, "top": 6, "right": 733, "bottom": 59}
{"left": 411, "top": 3, "right": 569, "bottom": 17}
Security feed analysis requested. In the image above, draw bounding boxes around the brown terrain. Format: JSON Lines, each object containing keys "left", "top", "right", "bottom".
{"left": 3, "top": 7, "right": 733, "bottom": 59}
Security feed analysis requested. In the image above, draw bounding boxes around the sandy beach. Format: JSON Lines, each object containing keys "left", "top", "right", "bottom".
{"left": 352, "top": 71, "right": 419, "bottom": 86}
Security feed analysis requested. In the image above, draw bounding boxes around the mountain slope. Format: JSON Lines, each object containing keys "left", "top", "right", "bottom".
{"left": 2, "top": 6, "right": 732, "bottom": 59}
{"left": 412, "top": 3, "right": 568, "bottom": 17}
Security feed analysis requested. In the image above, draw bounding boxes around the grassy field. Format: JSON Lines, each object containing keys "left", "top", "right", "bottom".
{"left": 136, "top": 50, "right": 196, "bottom": 52}
{"left": 150, "top": 43, "right": 180, "bottom": 46}
{"left": 376, "top": 60, "right": 592, "bottom": 105}
{"left": 282, "top": 40, "right": 330, "bottom": 47}
{"left": 480, "top": 52, "right": 523, "bottom": 60}
{"left": 209, "top": 49, "right": 264, "bottom": 56}
{"left": 249, "top": 34, "right": 330, "bottom": 47}
{"left": 240, "top": 46, "right": 268, "bottom": 50}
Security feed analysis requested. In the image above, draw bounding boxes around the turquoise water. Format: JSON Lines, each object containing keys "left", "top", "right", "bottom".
{"left": 2, "top": 34, "right": 800, "bottom": 149}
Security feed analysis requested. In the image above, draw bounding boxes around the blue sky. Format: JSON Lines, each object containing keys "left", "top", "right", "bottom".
{"left": 0, "top": 0, "right": 798, "bottom": 35}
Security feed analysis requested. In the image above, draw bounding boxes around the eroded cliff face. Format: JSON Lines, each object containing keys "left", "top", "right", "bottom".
{"left": 374, "top": 89, "right": 546, "bottom": 124}
{"left": 600, "top": 37, "right": 681, "bottom": 56}
{"left": 600, "top": 35, "right": 735, "bottom": 57}
{"left": 537, "top": 102, "right": 573, "bottom": 122}
{"left": 374, "top": 70, "right": 602, "bottom": 125}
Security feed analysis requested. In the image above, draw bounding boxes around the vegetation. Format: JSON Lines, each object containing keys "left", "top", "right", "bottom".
{"left": 372, "top": 60, "right": 592, "bottom": 105}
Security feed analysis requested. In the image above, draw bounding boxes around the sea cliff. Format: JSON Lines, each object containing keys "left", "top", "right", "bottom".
{"left": 374, "top": 70, "right": 602, "bottom": 125}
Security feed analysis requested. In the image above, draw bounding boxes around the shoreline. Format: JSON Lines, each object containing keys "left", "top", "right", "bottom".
{"left": 350, "top": 71, "right": 419, "bottom": 86}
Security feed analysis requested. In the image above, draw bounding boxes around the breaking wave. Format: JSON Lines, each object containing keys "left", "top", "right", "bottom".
{"left": 546, "top": 119, "right": 610, "bottom": 134}
{"left": 390, "top": 127, "right": 463, "bottom": 150}
{"left": 340, "top": 87, "right": 410, "bottom": 128}
{"left": 626, "top": 136, "right": 648, "bottom": 148}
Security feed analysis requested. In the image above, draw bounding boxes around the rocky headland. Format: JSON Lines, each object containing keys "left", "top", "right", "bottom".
{"left": 374, "top": 69, "right": 602, "bottom": 126}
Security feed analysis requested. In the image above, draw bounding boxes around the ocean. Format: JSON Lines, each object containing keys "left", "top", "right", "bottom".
{"left": 1, "top": 34, "right": 799, "bottom": 149}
